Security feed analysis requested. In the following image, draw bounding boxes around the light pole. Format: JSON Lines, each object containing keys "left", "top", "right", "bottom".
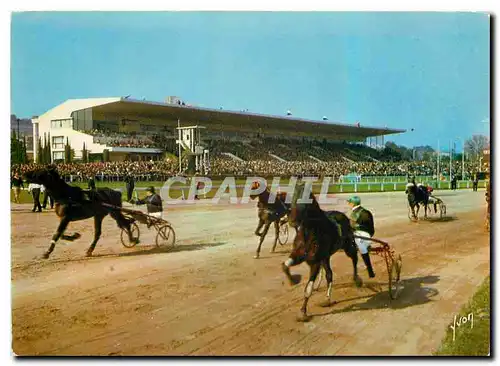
{"left": 177, "top": 119, "right": 182, "bottom": 174}
{"left": 16, "top": 118, "right": 20, "bottom": 163}
{"left": 449, "top": 139, "right": 453, "bottom": 182}
{"left": 455, "top": 137, "right": 465, "bottom": 180}
{"left": 437, "top": 139, "right": 440, "bottom": 181}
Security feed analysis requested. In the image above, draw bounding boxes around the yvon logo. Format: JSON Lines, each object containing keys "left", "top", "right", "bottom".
{"left": 449, "top": 312, "right": 473, "bottom": 342}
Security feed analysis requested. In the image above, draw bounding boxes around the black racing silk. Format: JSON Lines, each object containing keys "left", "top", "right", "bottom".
{"left": 350, "top": 207, "right": 375, "bottom": 237}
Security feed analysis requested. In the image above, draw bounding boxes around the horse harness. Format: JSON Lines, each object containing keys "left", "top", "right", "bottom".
{"left": 293, "top": 214, "right": 344, "bottom": 261}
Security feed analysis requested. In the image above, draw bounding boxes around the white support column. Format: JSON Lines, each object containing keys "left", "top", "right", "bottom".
{"left": 32, "top": 118, "right": 39, "bottom": 163}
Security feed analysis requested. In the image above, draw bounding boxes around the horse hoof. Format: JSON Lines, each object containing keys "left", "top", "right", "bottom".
{"left": 289, "top": 274, "right": 302, "bottom": 286}
{"left": 355, "top": 276, "right": 363, "bottom": 288}
{"left": 42, "top": 253, "right": 50, "bottom": 259}
{"left": 296, "top": 313, "right": 312, "bottom": 322}
{"left": 319, "top": 300, "right": 334, "bottom": 308}
{"left": 86, "top": 251, "right": 93, "bottom": 257}
{"left": 254, "top": 254, "right": 260, "bottom": 259}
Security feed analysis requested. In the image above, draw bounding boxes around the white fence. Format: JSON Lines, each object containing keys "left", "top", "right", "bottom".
{"left": 126, "top": 180, "right": 487, "bottom": 195}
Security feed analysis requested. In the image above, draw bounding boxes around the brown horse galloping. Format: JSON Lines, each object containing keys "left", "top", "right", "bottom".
{"left": 24, "top": 167, "right": 138, "bottom": 259}
{"left": 281, "top": 183, "right": 361, "bottom": 322}
{"left": 250, "top": 182, "right": 292, "bottom": 259}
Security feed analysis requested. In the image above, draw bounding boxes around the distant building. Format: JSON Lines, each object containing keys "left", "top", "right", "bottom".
{"left": 165, "top": 96, "right": 182, "bottom": 105}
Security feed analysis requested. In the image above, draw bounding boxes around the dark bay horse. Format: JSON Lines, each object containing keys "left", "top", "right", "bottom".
{"left": 281, "top": 183, "right": 361, "bottom": 322}
{"left": 405, "top": 182, "right": 430, "bottom": 220}
{"left": 23, "top": 168, "right": 138, "bottom": 259}
{"left": 250, "top": 182, "right": 291, "bottom": 259}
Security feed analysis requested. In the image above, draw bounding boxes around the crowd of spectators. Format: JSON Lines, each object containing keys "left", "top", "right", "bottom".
{"left": 12, "top": 160, "right": 179, "bottom": 182}
{"left": 12, "top": 158, "right": 480, "bottom": 184}
{"left": 12, "top": 134, "right": 485, "bottom": 182}
{"left": 207, "top": 138, "right": 402, "bottom": 163}
{"left": 86, "top": 130, "right": 175, "bottom": 149}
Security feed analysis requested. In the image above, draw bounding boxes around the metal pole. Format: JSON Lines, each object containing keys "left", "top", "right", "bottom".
{"left": 17, "top": 118, "right": 20, "bottom": 163}
{"left": 437, "top": 139, "right": 440, "bottom": 180}
{"left": 449, "top": 139, "right": 452, "bottom": 181}
{"left": 178, "top": 119, "right": 182, "bottom": 174}
{"left": 461, "top": 142, "right": 464, "bottom": 178}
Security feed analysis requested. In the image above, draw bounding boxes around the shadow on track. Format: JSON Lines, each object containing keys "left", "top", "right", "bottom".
{"left": 309, "top": 275, "right": 440, "bottom": 319}
{"left": 410, "top": 216, "right": 457, "bottom": 224}
{"left": 112, "top": 241, "right": 228, "bottom": 257}
{"left": 19, "top": 242, "right": 228, "bottom": 270}
{"left": 425, "top": 216, "right": 457, "bottom": 223}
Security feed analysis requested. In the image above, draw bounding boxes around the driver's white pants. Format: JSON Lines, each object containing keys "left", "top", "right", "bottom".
{"left": 354, "top": 230, "right": 371, "bottom": 254}
{"left": 149, "top": 212, "right": 163, "bottom": 219}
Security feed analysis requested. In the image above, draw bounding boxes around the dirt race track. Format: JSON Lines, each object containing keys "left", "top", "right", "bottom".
{"left": 11, "top": 190, "right": 490, "bottom": 355}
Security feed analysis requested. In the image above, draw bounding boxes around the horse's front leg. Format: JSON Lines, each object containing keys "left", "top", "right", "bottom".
{"left": 410, "top": 204, "right": 417, "bottom": 220}
{"left": 270, "top": 220, "right": 279, "bottom": 253}
{"left": 297, "top": 262, "right": 321, "bottom": 322}
{"left": 415, "top": 204, "right": 420, "bottom": 220}
{"left": 43, "top": 217, "right": 70, "bottom": 259}
{"left": 281, "top": 255, "right": 303, "bottom": 285}
{"left": 424, "top": 203, "right": 428, "bottom": 219}
{"left": 86, "top": 215, "right": 104, "bottom": 257}
{"left": 254, "top": 218, "right": 264, "bottom": 237}
{"left": 254, "top": 221, "right": 271, "bottom": 259}
{"left": 319, "top": 259, "right": 337, "bottom": 307}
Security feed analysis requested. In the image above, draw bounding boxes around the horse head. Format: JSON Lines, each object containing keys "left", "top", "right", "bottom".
{"left": 405, "top": 182, "right": 416, "bottom": 195}
{"left": 23, "top": 167, "right": 62, "bottom": 190}
{"left": 249, "top": 181, "right": 269, "bottom": 201}
{"left": 289, "top": 183, "right": 320, "bottom": 228}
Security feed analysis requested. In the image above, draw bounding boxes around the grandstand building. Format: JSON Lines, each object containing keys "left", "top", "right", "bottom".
{"left": 32, "top": 97, "right": 405, "bottom": 165}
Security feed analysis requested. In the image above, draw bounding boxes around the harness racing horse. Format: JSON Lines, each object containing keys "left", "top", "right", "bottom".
{"left": 405, "top": 181, "right": 430, "bottom": 220}
{"left": 250, "top": 182, "right": 291, "bottom": 259}
{"left": 23, "top": 167, "right": 138, "bottom": 259}
{"left": 281, "top": 183, "right": 362, "bottom": 322}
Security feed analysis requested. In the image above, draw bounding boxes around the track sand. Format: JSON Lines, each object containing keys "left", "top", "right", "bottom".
{"left": 11, "top": 190, "right": 489, "bottom": 355}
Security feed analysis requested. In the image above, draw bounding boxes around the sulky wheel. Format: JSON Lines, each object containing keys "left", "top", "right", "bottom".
{"left": 388, "top": 254, "right": 402, "bottom": 299}
{"left": 278, "top": 220, "right": 289, "bottom": 245}
{"left": 121, "top": 222, "right": 140, "bottom": 248}
{"left": 156, "top": 224, "right": 176, "bottom": 249}
{"left": 440, "top": 203, "right": 446, "bottom": 218}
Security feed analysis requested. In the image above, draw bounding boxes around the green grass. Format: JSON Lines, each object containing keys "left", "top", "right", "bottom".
{"left": 434, "top": 276, "right": 490, "bottom": 356}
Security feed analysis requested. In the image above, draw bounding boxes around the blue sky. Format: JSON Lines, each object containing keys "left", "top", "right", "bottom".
{"left": 11, "top": 12, "right": 490, "bottom": 149}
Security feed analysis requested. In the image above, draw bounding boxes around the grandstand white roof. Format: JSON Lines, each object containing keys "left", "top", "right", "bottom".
{"left": 37, "top": 97, "right": 121, "bottom": 120}
{"left": 37, "top": 97, "right": 405, "bottom": 141}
